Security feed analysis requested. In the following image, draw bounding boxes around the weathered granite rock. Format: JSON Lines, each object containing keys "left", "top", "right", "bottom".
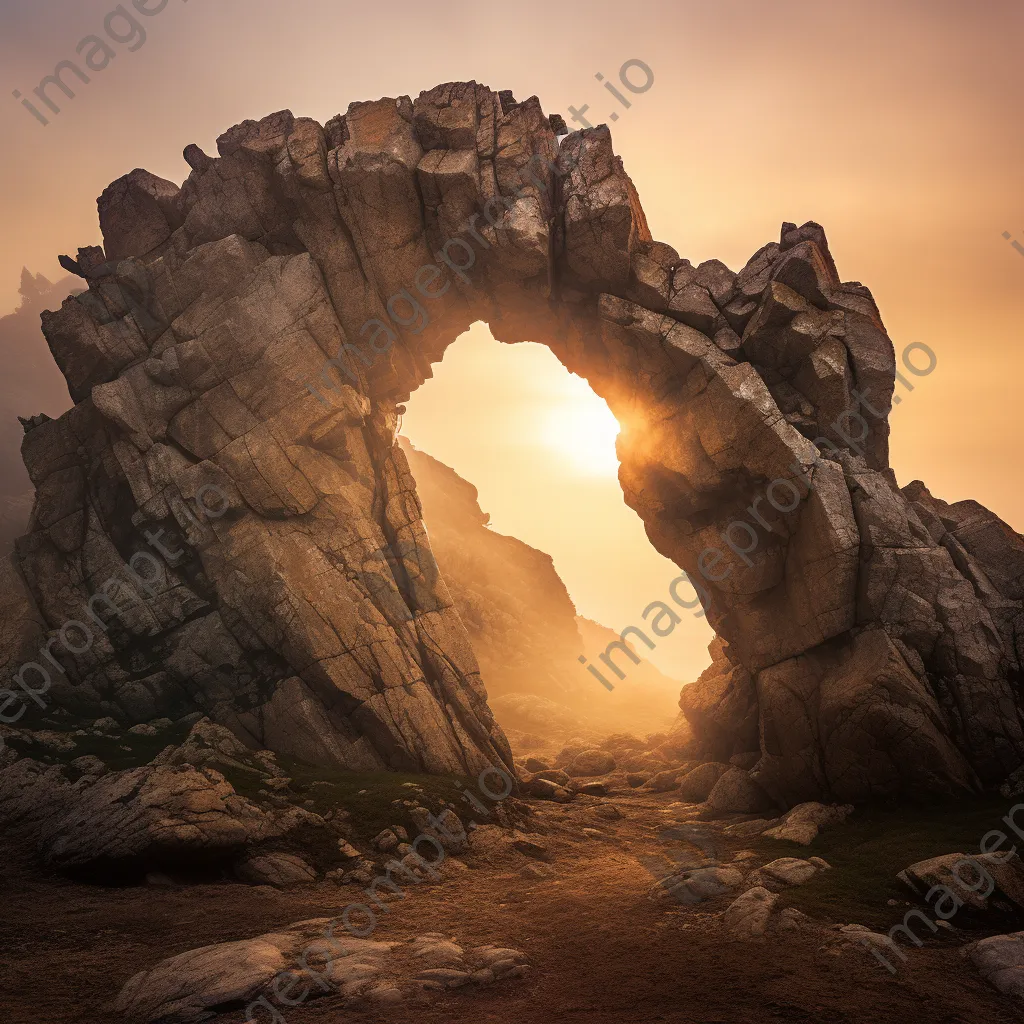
{"left": 113, "top": 922, "right": 526, "bottom": 1022}
{"left": 723, "top": 885, "right": 779, "bottom": 939}
{"left": 762, "top": 801, "right": 853, "bottom": 844}
{"left": 235, "top": 852, "right": 317, "bottom": 888}
{"left": 0, "top": 754, "right": 324, "bottom": 873}
{"left": 567, "top": 749, "right": 616, "bottom": 777}
{"left": 678, "top": 762, "right": 732, "bottom": 802}
{"left": 701, "top": 768, "right": 775, "bottom": 817}
{"left": 971, "top": 932, "right": 1024, "bottom": 999}
{"left": 4, "top": 80, "right": 1023, "bottom": 806}
{"left": 898, "top": 851, "right": 1024, "bottom": 914}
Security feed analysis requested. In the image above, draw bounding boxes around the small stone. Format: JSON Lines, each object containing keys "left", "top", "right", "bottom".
{"left": 511, "top": 838, "right": 551, "bottom": 862}
{"left": 373, "top": 829, "right": 400, "bottom": 853}
{"left": 70, "top": 755, "right": 107, "bottom": 776}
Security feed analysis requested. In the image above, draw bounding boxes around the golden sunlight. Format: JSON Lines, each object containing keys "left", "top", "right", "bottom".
{"left": 539, "top": 379, "right": 621, "bottom": 477}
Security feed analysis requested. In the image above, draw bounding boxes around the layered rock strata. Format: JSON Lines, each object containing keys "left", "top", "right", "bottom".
{"left": 8, "top": 81, "right": 1024, "bottom": 802}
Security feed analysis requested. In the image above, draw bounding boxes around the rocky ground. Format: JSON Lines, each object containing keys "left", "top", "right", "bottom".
{"left": 3, "top": 721, "right": 1024, "bottom": 1024}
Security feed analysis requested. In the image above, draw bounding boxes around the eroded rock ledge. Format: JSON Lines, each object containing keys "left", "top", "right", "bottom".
{"left": 7, "top": 81, "right": 1024, "bottom": 803}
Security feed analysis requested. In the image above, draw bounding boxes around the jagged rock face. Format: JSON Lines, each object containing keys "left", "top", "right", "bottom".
{"left": 12, "top": 81, "right": 1024, "bottom": 801}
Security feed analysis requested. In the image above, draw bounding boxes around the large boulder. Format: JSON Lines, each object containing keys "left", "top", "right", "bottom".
{"left": 898, "top": 852, "right": 1024, "bottom": 915}
{"left": 0, "top": 755, "right": 323, "bottom": 874}
{"left": 678, "top": 762, "right": 732, "bottom": 802}
{"left": 235, "top": 852, "right": 317, "bottom": 888}
{"left": 971, "top": 932, "right": 1024, "bottom": 1000}
{"left": 723, "top": 886, "right": 779, "bottom": 939}
{"left": 566, "top": 749, "right": 616, "bottom": 777}
{"left": 113, "top": 920, "right": 530, "bottom": 1023}
{"left": 701, "top": 768, "right": 775, "bottom": 818}
{"left": 762, "top": 801, "right": 853, "bottom": 845}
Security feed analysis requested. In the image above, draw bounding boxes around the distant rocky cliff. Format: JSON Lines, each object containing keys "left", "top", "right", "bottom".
{"left": 0, "top": 271, "right": 79, "bottom": 551}
{"left": 400, "top": 438, "right": 682, "bottom": 736}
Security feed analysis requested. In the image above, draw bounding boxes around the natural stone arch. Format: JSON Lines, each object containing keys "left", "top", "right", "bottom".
{"left": 14, "top": 82, "right": 1024, "bottom": 802}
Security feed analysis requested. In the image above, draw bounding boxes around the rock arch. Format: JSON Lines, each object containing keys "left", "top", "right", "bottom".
{"left": 13, "top": 82, "right": 1024, "bottom": 802}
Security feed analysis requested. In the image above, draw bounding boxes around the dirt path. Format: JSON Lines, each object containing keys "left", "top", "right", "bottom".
{"left": 3, "top": 789, "right": 1017, "bottom": 1024}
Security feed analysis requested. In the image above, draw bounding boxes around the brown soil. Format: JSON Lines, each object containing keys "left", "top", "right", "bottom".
{"left": 2, "top": 788, "right": 1014, "bottom": 1024}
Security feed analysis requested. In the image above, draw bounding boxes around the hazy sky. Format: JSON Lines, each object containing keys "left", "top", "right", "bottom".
{"left": 2, "top": 0, "right": 1022, "bottom": 682}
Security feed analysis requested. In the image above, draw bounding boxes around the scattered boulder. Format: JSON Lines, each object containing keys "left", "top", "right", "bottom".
{"left": 373, "top": 829, "right": 400, "bottom": 853}
{"left": 1, "top": 758, "right": 326, "bottom": 874}
{"left": 898, "top": 852, "right": 1024, "bottom": 914}
{"left": 762, "top": 802, "right": 853, "bottom": 845}
{"left": 839, "top": 923, "right": 897, "bottom": 953}
{"left": 409, "top": 806, "right": 467, "bottom": 854}
{"left": 723, "top": 886, "right": 780, "bottom": 939}
{"left": 524, "top": 777, "right": 573, "bottom": 802}
{"left": 971, "top": 931, "right": 1024, "bottom": 999}
{"left": 113, "top": 922, "right": 526, "bottom": 1020}
{"left": 567, "top": 750, "right": 616, "bottom": 778}
{"left": 655, "top": 865, "right": 745, "bottom": 904}
{"left": 678, "top": 762, "right": 732, "bottom": 802}
{"left": 113, "top": 919, "right": 347, "bottom": 1023}
{"left": 235, "top": 852, "right": 317, "bottom": 888}
{"left": 70, "top": 755, "right": 107, "bottom": 777}
{"left": 643, "top": 768, "right": 687, "bottom": 792}
{"left": 468, "top": 826, "right": 551, "bottom": 865}
{"left": 701, "top": 768, "right": 775, "bottom": 817}
{"left": 151, "top": 719, "right": 264, "bottom": 776}
{"left": 113, "top": 920, "right": 533, "bottom": 1020}
{"left": 748, "top": 857, "right": 825, "bottom": 889}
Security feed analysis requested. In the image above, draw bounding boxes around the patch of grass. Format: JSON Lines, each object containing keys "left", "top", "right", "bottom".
{"left": 11, "top": 719, "right": 503, "bottom": 848}
{"left": 218, "top": 755, "right": 490, "bottom": 845}
{"left": 6, "top": 719, "right": 194, "bottom": 776}
{"left": 749, "top": 795, "right": 1019, "bottom": 928}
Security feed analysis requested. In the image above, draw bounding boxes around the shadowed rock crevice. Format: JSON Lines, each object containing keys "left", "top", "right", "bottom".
{"left": 8, "top": 80, "right": 1024, "bottom": 801}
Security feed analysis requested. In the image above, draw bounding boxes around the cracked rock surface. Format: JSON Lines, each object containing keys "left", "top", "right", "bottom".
{"left": 112, "top": 921, "right": 530, "bottom": 1023}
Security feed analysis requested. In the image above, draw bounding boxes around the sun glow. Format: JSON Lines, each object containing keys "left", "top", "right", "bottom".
{"left": 539, "top": 387, "right": 621, "bottom": 477}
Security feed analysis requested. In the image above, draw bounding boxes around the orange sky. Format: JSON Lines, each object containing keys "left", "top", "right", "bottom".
{"left": 2, "top": 0, "right": 1022, "bottom": 682}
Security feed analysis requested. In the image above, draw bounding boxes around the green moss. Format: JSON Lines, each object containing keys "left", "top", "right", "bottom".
{"left": 749, "top": 795, "right": 1018, "bottom": 928}
{"left": 11, "top": 720, "right": 498, "bottom": 845}
{"left": 258, "top": 756, "right": 487, "bottom": 844}
{"left": 8, "top": 719, "right": 195, "bottom": 777}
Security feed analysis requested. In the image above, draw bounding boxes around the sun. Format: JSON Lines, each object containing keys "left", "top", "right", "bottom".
{"left": 538, "top": 387, "right": 621, "bottom": 477}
